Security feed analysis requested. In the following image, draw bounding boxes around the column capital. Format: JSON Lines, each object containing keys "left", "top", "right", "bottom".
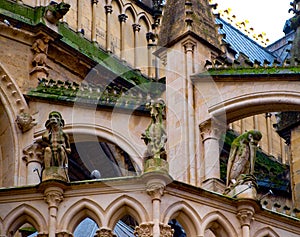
{"left": 44, "top": 186, "right": 64, "bottom": 208}
{"left": 56, "top": 232, "right": 73, "bottom": 237}
{"left": 146, "top": 182, "right": 165, "bottom": 200}
{"left": 134, "top": 222, "right": 154, "bottom": 237}
{"left": 132, "top": 23, "right": 141, "bottom": 32}
{"left": 95, "top": 227, "right": 116, "bottom": 237}
{"left": 91, "top": 0, "right": 99, "bottom": 4}
{"left": 237, "top": 209, "right": 254, "bottom": 227}
{"left": 118, "top": 13, "right": 128, "bottom": 23}
{"left": 199, "top": 119, "right": 223, "bottom": 141}
{"left": 182, "top": 39, "right": 196, "bottom": 53}
{"left": 160, "top": 224, "right": 174, "bottom": 237}
{"left": 22, "top": 143, "right": 43, "bottom": 164}
{"left": 105, "top": 5, "right": 113, "bottom": 14}
{"left": 236, "top": 200, "right": 256, "bottom": 227}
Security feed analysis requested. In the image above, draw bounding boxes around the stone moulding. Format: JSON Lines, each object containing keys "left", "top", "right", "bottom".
{"left": 26, "top": 78, "right": 151, "bottom": 112}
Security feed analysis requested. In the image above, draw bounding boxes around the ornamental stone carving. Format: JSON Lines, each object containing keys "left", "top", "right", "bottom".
{"left": 224, "top": 130, "right": 262, "bottom": 198}
{"left": 159, "top": 224, "right": 174, "bottom": 237}
{"left": 95, "top": 227, "right": 116, "bottom": 237}
{"left": 134, "top": 223, "right": 154, "bottom": 237}
{"left": 44, "top": 1, "right": 70, "bottom": 25}
{"left": 16, "top": 112, "right": 37, "bottom": 132}
{"left": 42, "top": 111, "right": 71, "bottom": 182}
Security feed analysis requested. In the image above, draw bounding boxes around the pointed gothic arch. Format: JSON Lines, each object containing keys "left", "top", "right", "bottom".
{"left": 59, "top": 198, "right": 105, "bottom": 233}
{"left": 106, "top": 195, "right": 148, "bottom": 228}
{"left": 3, "top": 203, "right": 47, "bottom": 235}
{"left": 162, "top": 201, "right": 201, "bottom": 236}
{"left": 0, "top": 62, "right": 29, "bottom": 186}
{"left": 201, "top": 211, "right": 238, "bottom": 237}
{"left": 254, "top": 227, "right": 280, "bottom": 237}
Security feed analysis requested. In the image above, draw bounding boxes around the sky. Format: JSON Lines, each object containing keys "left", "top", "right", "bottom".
{"left": 215, "top": 0, "right": 294, "bottom": 45}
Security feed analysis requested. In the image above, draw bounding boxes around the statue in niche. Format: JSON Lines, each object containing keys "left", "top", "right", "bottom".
{"left": 141, "top": 98, "right": 167, "bottom": 161}
{"left": 42, "top": 111, "right": 70, "bottom": 181}
{"left": 225, "top": 130, "right": 262, "bottom": 193}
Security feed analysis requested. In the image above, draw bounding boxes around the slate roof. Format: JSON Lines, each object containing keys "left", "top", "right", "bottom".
{"left": 216, "top": 18, "right": 277, "bottom": 65}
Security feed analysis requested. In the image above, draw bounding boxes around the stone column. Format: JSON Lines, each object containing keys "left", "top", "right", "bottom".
{"left": 118, "top": 14, "right": 128, "bottom": 61}
{"left": 183, "top": 39, "right": 196, "bottom": 184}
{"left": 147, "top": 183, "right": 164, "bottom": 237}
{"left": 132, "top": 24, "right": 141, "bottom": 68}
{"left": 146, "top": 32, "right": 156, "bottom": 78}
{"left": 23, "top": 143, "right": 43, "bottom": 185}
{"left": 95, "top": 227, "right": 116, "bottom": 237}
{"left": 105, "top": 5, "right": 113, "bottom": 52}
{"left": 237, "top": 201, "right": 255, "bottom": 237}
{"left": 291, "top": 125, "right": 300, "bottom": 210}
{"left": 77, "top": 0, "right": 83, "bottom": 32}
{"left": 199, "top": 119, "right": 224, "bottom": 192}
{"left": 91, "top": 0, "right": 99, "bottom": 42}
{"left": 44, "top": 186, "right": 64, "bottom": 237}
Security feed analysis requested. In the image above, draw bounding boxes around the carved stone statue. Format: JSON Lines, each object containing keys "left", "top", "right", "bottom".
{"left": 44, "top": 1, "right": 70, "bottom": 25}
{"left": 226, "top": 130, "right": 262, "bottom": 188}
{"left": 42, "top": 111, "right": 70, "bottom": 181}
{"left": 141, "top": 98, "right": 167, "bottom": 161}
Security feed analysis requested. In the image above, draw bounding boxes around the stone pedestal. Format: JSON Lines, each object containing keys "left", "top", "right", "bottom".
{"left": 42, "top": 167, "right": 69, "bottom": 182}
{"left": 144, "top": 158, "right": 169, "bottom": 173}
{"left": 224, "top": 175, "right": 257, "bottom": 199}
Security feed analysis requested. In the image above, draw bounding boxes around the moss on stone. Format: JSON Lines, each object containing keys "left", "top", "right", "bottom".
{"left": 202, "top": 66, "right": 300, "bottom": 77}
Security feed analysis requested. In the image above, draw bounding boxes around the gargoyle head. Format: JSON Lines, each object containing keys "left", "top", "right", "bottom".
{"left": 44, "top": 1, "right": 70, "bottom": 24}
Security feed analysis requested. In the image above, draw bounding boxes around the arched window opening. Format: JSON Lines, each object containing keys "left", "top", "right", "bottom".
{"left": 11, "top": 223, "right": 37, "bottom": 237}
{"left": 0, "top": 99, "right": 15, "bottom": 187}
{"left": 168, "top": 219, "right": 186, "bottom": 237}
{"left": 68, "top": 138, "right": 138, "bottom": 181}
{"left": 74, "top": 217, "right": 98, "bottom": 237}
{"left": 113, "top": 215, "right": 138, "bottom": 237}
{"left": 220, "top": 112, "right": 293, "bottom": 216}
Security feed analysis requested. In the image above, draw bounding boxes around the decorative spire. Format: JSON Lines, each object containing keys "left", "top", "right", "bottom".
{"left": 158, "top": 0, "right": 222, "bottom": 51}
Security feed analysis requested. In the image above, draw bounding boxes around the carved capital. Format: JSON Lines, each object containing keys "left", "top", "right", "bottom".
{"left": 134, "top": 222, "right": 154, "bottom": 237}
{"left": 44, "top": 188, "right": 63, "bottom": 208}
{"left": 95, "top": 227, "right": 116, "bottom": 237}
{"left": 237, "top": 209, "right": 254, "bottom": 227}
{"left": 159, "top": 224, "right": 174, "bottom": 237}
{"left": 182, "top": 39, "right": 196, "bottom": 53}
{"left": 105, "top": 5, "right": 113, "bottom": 14}
{"left": 146, "top": 183, "right": 165, "bottom": 200}
{"left": 56, "top": 232, "right": 73, "bottom": 237}
{"left": 23, "top": 143, "right": 43, "bottom": 164}
{"left": 132, "top": 23, "right": 141, "bottom": 32}
{"left": 118, "top": 14, "right": 128, "bottom": 23}
{"left": 199, "top": 119, "right": 222, "bottom": 141}
{"left": 146, "top": 32, "right": 155, "bottom": 42}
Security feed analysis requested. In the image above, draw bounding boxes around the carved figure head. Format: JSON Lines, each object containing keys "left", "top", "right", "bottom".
{"left": 45, "top": 1, "right": 70, "bottom": 24}
{"left": 146, "top": 98, "right": 165, "bottom": 122}
{"left": 45, "top": 111, "right": 64, "bottom": 129}
{"left": 247, "top": 130, "right": 262, "bottom": 145}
